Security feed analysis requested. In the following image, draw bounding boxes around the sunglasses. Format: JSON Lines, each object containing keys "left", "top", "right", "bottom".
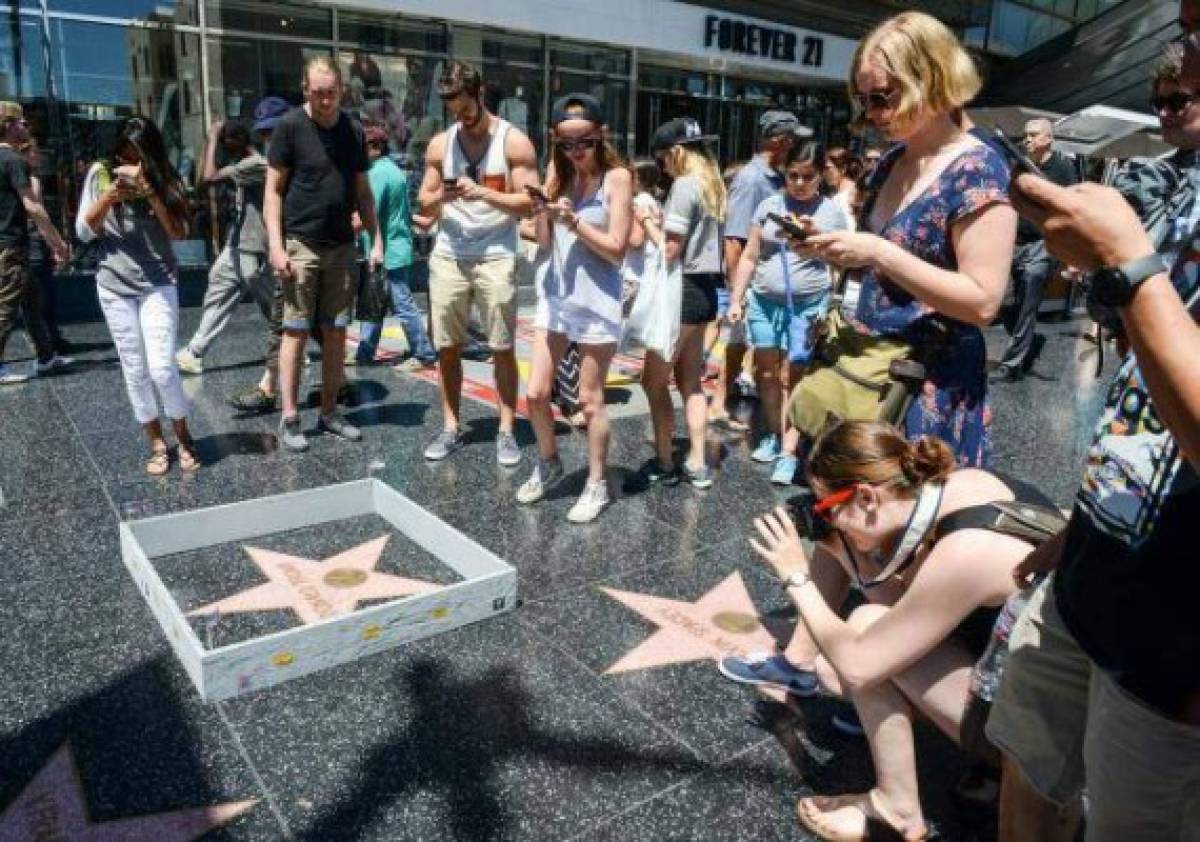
{"left": 1151, "top": 91, "right": 1197, "bottom": 114}
{"left": 853, "top": 88, "right": 899, "bottom": 113}
{"left": 556, "top": 137, "right": 600, "bottom": 153}
{"left": 811, "top": 486, "right": 857, "bottom": 521}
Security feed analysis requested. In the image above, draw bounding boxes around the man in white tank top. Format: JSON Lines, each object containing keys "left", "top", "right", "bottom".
{"left": 417, "top": 60, "right": 539, "bottom": 465}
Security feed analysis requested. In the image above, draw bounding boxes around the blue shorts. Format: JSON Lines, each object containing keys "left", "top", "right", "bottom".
{"left": 746, "top": 289, "right": 828, "bottom": 351}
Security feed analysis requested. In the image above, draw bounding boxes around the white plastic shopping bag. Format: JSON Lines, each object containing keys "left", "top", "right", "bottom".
{"left": 624, "top": 252, "right": 681, "bottom": 361}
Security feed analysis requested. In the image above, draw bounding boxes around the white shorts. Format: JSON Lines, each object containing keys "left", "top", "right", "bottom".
{"left": 534, "top": 293, "right": 621, "bottom": 345}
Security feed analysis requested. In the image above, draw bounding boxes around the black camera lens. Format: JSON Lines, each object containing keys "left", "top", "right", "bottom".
{"left": 786, "top": 490, "right": 831, "bottom": 541}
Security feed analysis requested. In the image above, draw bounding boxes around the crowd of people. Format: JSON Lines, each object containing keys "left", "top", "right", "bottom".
{"left": 0, "top": 5, "right": 1196, "bottom": 841}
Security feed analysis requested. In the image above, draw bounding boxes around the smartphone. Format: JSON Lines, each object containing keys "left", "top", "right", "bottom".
{"left": 990, "top": 127, "right": 1044, "bottom": 178}
{"left": 766, "top": 212, "right": 808, "bottom": 241}
{"left": 524, "top": 184, "right": 549, "bottom": 202}
{"left": 442, "top": 177, "right": 458, "bottom": 189}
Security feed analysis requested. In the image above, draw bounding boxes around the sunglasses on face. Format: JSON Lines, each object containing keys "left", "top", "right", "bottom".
{"left": 853, "top": 88, "right": 899, "bottom": 113}
{"left": 1151, "top": 91, "right": 1197, "bottom": 114}
{"left": 556, "top": 137, "right": 600, "bottom": 153}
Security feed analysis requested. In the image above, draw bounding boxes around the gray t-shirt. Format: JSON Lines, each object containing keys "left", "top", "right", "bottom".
{"left": 663, "top": 174, "right": 723, "bottom": 275}
{"left": 220, "top": 151, "right": 267, "bottom": 253}
{"left": 75, "top": 162, "right": 177, "bottom": 297}
{"left": 725, "top": 155, "right": 783, "bottom": 241}
{"left": 751, "top": 193, "right": 847, "bottom": 300}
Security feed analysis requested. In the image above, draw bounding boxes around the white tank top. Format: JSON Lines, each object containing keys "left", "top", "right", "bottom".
{"left": 434, "top": 118, "right": 519, "bottom": 259}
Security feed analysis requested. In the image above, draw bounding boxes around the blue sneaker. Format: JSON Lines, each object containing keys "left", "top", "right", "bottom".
{"left": 717, "top": 651, "right": 820, "bottom": 697}
{"left": 771, "top": 454, "right": 799, "bottom": 485}
{"left": 751, "top": 434, "right": 781, "bottom": 463}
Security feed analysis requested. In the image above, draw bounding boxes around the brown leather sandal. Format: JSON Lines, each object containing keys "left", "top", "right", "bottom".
{"left": 795, "top": 792, "right": 931, "bottom": 842}
{"left": 145, "top": 446, "right": 170, "bottom": 476}
{"left": 177, "top": 439, "right": 200, "bottom": 472}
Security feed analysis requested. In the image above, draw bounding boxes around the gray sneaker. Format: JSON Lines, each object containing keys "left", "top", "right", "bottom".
{"left": 175, "top": 347, "right": 203, "bottom": 375}
{"left": 36, "top": 354, "right": 75, "bottom": 375}
{"left": 424, "top": 428, "right": 464, "bottom": 461}
{"left": 318, "top": 411, "right": 362, "bottom": 442}
{"left": 516, "top": 456, "right": 565, "bottom": 504}
{"left": 567, "top": 479, "right": 610, "bottom": 523}
{"left": 277, "top": 414, "right": 309, "bottom": 453}
{"left": 496, "top": 431, "right": 522, "bottom": 467}
{"left": 681, "top": 460, "right": 714, "bottom": 489}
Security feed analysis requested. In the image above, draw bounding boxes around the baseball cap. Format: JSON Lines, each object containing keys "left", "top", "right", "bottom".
{"left": 550, "top": 93, "right": 605, "bottom": 128}
{"left": 252, "top": 96, "right": 291, "bottom": 132}
{"left": 759, "top": 110, "right": 812, "bottom": 139}
{"left": 364, "top": 124, "right": 389, "bottom": 146}
{"left": 0, "top": 101, "right": 24, "bottom": 121}
{"left": 650, "top": 117, "right": 717, "bottom": 153}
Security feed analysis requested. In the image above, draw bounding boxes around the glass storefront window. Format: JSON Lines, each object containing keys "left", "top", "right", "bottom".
{"left": 336, "top": 49, "right": 447, "bottom": 166}
{"left": 549, "top": 39, "right": 631, "bottom": 156}
{"left": 46, "top": 0, "right": 194, "bottom": 18}
{"left": 204, "top": 0, "right": 331, "bottom": 41}
{"left": 549, "top": 43, "right": 628, "bottom": 76}
{"left": 338, "top": 12, "right": 446, "bottom": 56}
{"left": 987, "top": 0, "right": 1072, "bottom": 56}
{"left": 453, "top": 27, "right": 546, "bottom": 159}
{"left": 0, "top": 12, "right": 50, "bottom": 104}
{"left": 44, "top": 18, "right": 209, "bottom": 258}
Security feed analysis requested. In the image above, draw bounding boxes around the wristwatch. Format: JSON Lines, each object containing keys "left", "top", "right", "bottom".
{"left": 782, "top": 569, "right": 812, "bottom": 590}
{"left": 1089, "top": 253, "right": 1167, "bottom": 308}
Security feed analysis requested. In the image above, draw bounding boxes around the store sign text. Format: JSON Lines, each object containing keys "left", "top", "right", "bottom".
{"left": 703, "top": 15, "right": 824, "bottom": 67}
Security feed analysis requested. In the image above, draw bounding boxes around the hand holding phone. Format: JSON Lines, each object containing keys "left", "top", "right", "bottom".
{"left": 524, "top": 184, "right": 550, "bottom": 203}
{"left": 766, "top": 212, "right": 809, "bottom": 241}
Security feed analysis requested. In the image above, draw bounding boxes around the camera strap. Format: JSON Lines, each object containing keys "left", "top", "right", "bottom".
{"left": 855, "top": 481, "right": 945, "bottom": 589}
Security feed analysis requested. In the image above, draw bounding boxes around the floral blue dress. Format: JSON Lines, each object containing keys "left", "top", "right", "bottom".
{"left": 849, "top": 143, "right": 1010, "bottom": 468}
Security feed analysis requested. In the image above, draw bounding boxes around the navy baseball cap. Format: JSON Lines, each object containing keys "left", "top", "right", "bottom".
{"left": 252, "top": 96, "right": 291, "bottom": 132}
{"left": 651, "top": 117, "right": 717, "bottom": 153}
{"left": 550, "top": 93, "right": 605, "bottom": 127}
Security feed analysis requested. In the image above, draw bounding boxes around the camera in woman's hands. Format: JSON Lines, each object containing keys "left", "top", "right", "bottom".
{"left": 786, "top": 490, "right": 832, "bottom": 541}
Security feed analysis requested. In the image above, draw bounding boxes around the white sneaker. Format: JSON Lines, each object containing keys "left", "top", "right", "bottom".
{"left": 175, "top": 348, "right": 203, "bottom": 374}
{"left": 0, "top": 363, "right": 31, "bottom": 384}
{"left": 35, "top": 355, "right": 74, "bottom": 375}
{"left": 567, "top": 480, "right": 610, "bottom": 523}
{"left": 516, "top": 457, "right": 564, "bottom": 504}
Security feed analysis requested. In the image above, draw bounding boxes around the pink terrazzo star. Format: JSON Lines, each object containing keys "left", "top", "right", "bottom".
{"left": 600, "top": 571, "right": 778, "bottom": 674}
{"left": 0, "top": 744, "right": 256, "bottom": 841}
{"left": 188, "top": 535, "right": 440, "bottom": 625}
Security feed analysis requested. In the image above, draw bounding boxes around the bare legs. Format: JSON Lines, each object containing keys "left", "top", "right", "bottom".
{"left": 436, "top": 343, "right": 518, "bottom": 436}
{"left": 525, "top": 330, "right": 616, "bottom": 485}
{"left": 642, "top": 324, "right": 709, "bottom": 472}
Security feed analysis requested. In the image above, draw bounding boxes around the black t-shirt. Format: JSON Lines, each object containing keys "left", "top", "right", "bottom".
{"left": 0, "top": 146, "right": 31, "bottom": 249}
{"left": 1018, "top": 150, "right": 1077, "bottom": 243}
{"left": 267, "top": 108, "right": 366, "bottom": 246}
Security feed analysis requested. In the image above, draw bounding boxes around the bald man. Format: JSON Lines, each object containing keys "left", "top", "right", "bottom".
{"left": 992, "top": 118, "right": 1077, "bottom": 381}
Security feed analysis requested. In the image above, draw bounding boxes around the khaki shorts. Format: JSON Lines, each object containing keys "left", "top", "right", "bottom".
{"left": 428, "top": 252, "right": 516, "bottom": 351}
{"left": 987, "top": 575, "right": 1200, "bottom": 840}
{"left": 281, "top": 238, "right": 356, "bottom": 330}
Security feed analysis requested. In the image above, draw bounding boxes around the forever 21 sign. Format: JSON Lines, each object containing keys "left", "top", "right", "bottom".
{"left": 703, "top": 15, "right": 824, "bottom": 67}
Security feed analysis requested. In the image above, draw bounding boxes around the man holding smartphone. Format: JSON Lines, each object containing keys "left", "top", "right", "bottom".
{"left": 991, "top": 118, "right": 1077, "bottom": 382}
{"left": 417, "top": 60, "right": 538, "bottom": 466}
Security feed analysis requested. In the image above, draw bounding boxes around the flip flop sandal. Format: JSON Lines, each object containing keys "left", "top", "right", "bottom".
{"left": 795, "top": 793, "right": 931, "bottom": 842}
{"left": 145, "top": 448, "right": 170, "bottom": 476}
{"left": 709, "top": 413, "right": 749, "bottom": 433}
{"left": 177, "top": 441, "right": 201, "bottom": 472}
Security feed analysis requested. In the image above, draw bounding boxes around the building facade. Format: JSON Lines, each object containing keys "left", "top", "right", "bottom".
{"left": 0, "top": 0, "right": 1155, "bottom": 260}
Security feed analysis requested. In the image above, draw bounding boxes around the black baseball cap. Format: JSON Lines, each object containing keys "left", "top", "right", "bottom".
{"left": 550, "top": 93, "right": 605, "bottom": 127}
{"left": 651, "top": 117, "right": 717, "bottom": 153}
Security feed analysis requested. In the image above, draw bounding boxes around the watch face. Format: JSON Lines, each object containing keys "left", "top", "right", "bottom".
{"left": 1090, "top": 267, "right": 1132, "bottom": 308}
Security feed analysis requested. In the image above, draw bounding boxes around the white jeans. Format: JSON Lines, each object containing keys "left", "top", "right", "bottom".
{"left": 97, "top": 284, "right": 189, "bottom": 424}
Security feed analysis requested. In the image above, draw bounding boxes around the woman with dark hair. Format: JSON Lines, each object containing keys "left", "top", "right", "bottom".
{"left": 823, "top": 147, "right": 864, "bottom": 230}
{"left": 76, "top": 115, "right": 197, "bottom": 474}
{"left": 518, "top": 94, "right": 632, "bottom": 523}
{"left": 725, "top": 420, "right": 1054, "bottom": 840}
{"left": 727, "top": 142, "right": 848, "bottom": 484}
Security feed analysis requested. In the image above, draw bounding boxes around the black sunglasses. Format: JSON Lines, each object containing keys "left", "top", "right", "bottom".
{"left": 853, "top": 89, "right": 899, "bottom": 112}
{"left": 556, "top": 137, "right": 600, "bottom": 153}
{"left": 1151, "top": 91, "right": 1197, "bottom": 114}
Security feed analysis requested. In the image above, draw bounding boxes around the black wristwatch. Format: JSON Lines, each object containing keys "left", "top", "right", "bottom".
{"left": 1089, "top": 253, "right": 1167, "bottom": 308}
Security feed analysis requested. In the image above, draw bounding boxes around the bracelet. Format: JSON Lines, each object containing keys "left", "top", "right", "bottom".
{"left": 782, "top": 569, "right": 812, "bottom": 590}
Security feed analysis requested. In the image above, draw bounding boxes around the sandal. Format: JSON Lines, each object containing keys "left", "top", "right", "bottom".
{"left": 177, "top": 439, "right": 200, "bottom": 472}
{"left": 145, "top": 447, "right": 170, "bottom": 476}
{"left": 708, "top": 412, "right": 749, "bottom": 433}
{"left": 795, "top": 792, "right": 931, "bottom": 842}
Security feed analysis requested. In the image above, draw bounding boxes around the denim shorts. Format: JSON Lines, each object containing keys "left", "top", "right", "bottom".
{"left": 745, "top": 289, "right": 827, "bottom": 351}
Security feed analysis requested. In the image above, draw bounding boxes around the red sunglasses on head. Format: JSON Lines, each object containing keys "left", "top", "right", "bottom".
{"left": 812, "top": 486, "right": 856, "bottom": 519}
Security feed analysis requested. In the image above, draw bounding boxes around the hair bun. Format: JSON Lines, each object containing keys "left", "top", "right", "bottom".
{"left": 900, "top": 436, "right": 955, "bottom": 485}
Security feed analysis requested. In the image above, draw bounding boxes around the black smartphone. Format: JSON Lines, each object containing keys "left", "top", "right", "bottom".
{"left": 524, "top": 184, "right": 549, "bottom": 202}
{"left": 442, "top": 177, "right": 458, "bottom": 189}
{"left": 766, "top": 211, "right": 808, "bottom": 241}
{"left": 990, "top": 127, "right": 1044, "bottom": 178}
